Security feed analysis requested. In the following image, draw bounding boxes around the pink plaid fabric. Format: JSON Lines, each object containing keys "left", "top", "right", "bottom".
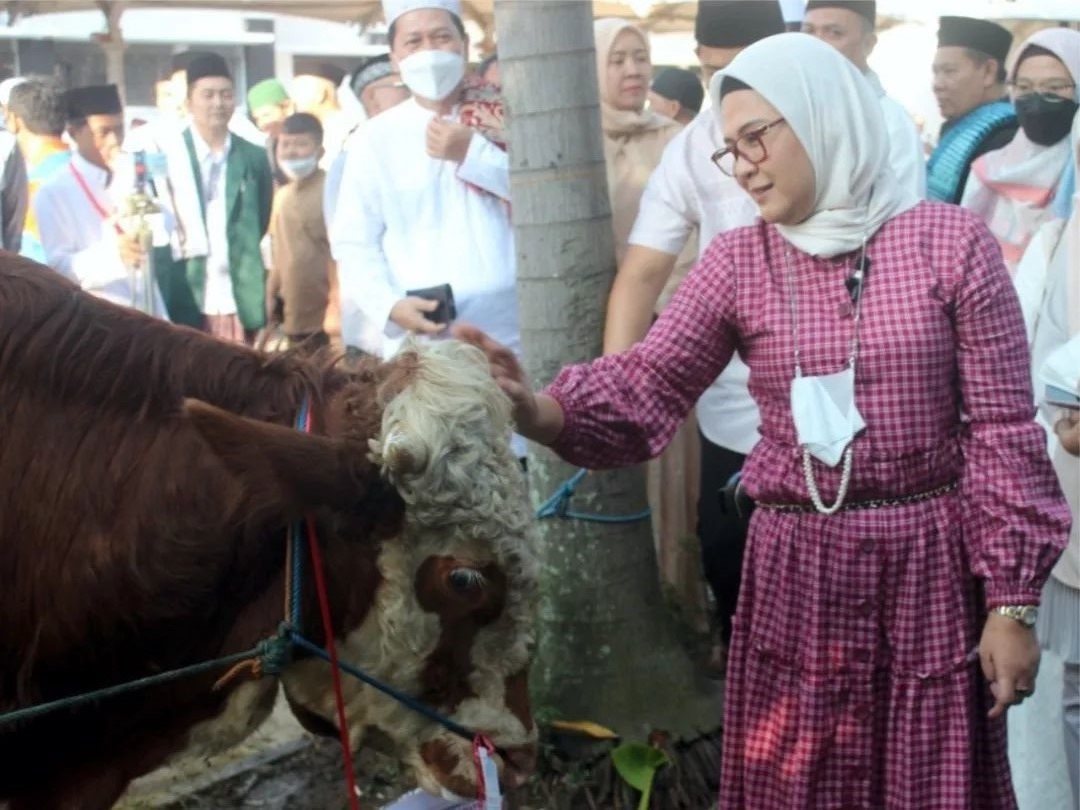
{"left": 547, "top": 202, "right": 1071, "bottom": 809}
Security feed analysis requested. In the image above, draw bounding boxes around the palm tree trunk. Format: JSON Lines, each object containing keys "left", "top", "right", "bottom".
{"left": 495, "top": 2, "right": 721, "bottom": 805}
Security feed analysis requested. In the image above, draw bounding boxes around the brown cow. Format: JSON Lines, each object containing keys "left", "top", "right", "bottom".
{"left": 0, "top": 256, "right": 538, "bottom": 809}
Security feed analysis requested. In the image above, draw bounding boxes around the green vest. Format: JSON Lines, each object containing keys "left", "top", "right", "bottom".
{"left": 158, "top": 129, "right": 273, "bottom": 330}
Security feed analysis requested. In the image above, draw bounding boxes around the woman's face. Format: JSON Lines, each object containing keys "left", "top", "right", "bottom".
{"left": 1012, "top": 54, "right": 1075, "bottom": 101}
{"left": 719, "top": 89, "right": 816, "bottom": 225}
{"left": 606, "top": 29, "right": 651, "bottom": 112}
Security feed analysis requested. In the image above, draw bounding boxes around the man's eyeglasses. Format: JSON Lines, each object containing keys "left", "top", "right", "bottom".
{"left": 711, "top": 118, "right": 786, "bottom": 177}
{"left": 1008, "top": 80, "right": 1076, "bottom": 98}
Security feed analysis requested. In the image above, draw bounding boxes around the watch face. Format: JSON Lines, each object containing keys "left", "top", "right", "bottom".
{"left": 1020, "top": 606, "right": 1038, "bottom": 627}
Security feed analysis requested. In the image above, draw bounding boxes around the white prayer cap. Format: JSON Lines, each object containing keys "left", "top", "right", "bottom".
{"left": 0, "top": 77, "right": 27, "bottom": 107}
{"left": 383, "top": 0, "right": 462, "bottom": 27}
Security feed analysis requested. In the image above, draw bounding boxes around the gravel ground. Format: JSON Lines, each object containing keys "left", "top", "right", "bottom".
{"left": 116, "top": 692, "right": 416, "bottom": 810}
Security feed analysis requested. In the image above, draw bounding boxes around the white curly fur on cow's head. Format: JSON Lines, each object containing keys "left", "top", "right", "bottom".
{"left": 282, "top": 339, "right": 539, "bottom": 798}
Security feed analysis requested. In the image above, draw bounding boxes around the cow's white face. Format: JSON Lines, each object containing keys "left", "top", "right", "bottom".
{"left": 282, "top": 340, "right": 539, "bottom": 797}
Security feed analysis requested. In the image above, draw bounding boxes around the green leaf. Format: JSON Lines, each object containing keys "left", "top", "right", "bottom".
{"left": 611, "top": 742, "right": 670, "bottom": 810}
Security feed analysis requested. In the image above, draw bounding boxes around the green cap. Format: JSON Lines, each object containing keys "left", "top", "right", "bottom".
{"left": 246, "top": 78, "right": 289, "bottom": 110}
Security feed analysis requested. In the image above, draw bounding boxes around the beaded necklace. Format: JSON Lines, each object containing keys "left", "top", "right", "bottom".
{"left": 784, "top": 238, "right": 868, "bottom": 515}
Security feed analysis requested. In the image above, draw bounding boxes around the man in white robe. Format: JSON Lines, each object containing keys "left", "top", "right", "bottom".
{"left": 801, "top": 0, "right": 926, "bottom": 198}
{"left": 34, "top": 84, "right": 167, "bottom": 315}
{"left": 331, "top": 0, "right": 517, "bottom": 369}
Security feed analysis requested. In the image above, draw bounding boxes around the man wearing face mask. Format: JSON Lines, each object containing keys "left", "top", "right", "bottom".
{"left": 267, "top": 113, "right": 336, "bottom": 351}
{"left": 331, "top": 0, "right": 522, "bottom": 451}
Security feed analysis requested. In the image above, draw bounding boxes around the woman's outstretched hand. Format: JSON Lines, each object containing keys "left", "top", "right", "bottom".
{"left": 453, "top": 324, "right": 562, "bottom": 443}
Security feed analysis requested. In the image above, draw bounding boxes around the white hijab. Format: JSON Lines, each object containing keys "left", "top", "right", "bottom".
{"left": 711, "top": 33, "right": 919, "bottom": 258}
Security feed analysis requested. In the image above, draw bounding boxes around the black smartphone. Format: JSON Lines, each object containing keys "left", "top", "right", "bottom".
{"left": 405, "top": 283, "right": 457, "bottom": 325}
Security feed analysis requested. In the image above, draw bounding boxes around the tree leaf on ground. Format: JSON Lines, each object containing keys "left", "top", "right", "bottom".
{"left": 549, "top": 720, "right": 620, "bottom": 740}
{"left": 611, "top": 742, "right": 670, "bottom": 810}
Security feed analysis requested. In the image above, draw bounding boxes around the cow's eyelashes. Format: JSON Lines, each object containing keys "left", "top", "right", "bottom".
{"left": 448, "top": 568, "right": 486, "bottom": 593}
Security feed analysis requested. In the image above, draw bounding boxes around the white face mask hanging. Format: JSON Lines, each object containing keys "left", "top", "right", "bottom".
{"left": 784, "top": 238, "right": 870, "bottom": 515}
{"left": 790, "top": 367, "right": 865, "bottom": 467}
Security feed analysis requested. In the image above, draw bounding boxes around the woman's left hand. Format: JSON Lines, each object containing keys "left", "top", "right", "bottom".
{"left": 979, "top": 612, "right": 1040, "bottom": 719}
{"left": 1055, "top": 410, "right": 1080, "bottom": 456}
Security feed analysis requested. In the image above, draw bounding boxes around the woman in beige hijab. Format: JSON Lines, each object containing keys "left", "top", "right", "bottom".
{"left": 594, "top": 19, "right": 682, "bottom": 260}
{"left": 594, "top": 19, "right": 713, "bottom": 653}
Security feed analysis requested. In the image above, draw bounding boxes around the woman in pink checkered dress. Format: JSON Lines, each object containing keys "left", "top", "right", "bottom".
{"left": 458, "top": 34, "right": 1071, "bottom": 810}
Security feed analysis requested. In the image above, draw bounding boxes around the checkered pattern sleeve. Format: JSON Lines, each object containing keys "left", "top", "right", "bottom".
{"left": 546, "top": 237, "right": 739, "bottom": 468}
{"left": 952, "top": 216, "right": 1071, "bottom": 607}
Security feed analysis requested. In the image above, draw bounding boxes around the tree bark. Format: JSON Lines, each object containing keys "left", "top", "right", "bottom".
{"left": 98, "top": 2, "right": 127, "bottom": 96}
{"left": 494, "top": 0, "right": 720, "bottom": 746}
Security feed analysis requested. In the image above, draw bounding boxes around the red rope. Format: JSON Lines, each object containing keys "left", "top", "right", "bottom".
{"left": 306, "top": 513, "right": 361, "bottom": 810}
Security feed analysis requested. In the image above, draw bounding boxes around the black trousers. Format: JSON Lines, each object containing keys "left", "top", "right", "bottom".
{"left": 696, "top": 430, "right": 747, "bottom": 646}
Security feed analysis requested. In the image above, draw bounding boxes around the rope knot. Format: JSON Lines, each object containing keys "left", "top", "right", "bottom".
{"left": 257, "top": 632, "right": 293, "bottom": 677}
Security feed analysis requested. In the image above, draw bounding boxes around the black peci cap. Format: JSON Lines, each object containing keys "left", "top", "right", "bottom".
{"left": 805, "top": 1, "right": 876, "bottom": 26}
{"left": 937, "top": 16, "right": 1012, "bottom": 65}
{"left": 64, "top": 84, "right": 122, "bottom": 120}
{"left": 695, "top": 1, "right": 786, "bottom": 49}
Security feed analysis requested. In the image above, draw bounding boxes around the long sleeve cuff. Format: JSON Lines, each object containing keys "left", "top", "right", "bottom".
{"left": 983, "top": 586, "right": 1046, "bottom": 609}
{"left": 456, "top": 134, "right": 510, "bottom": 201}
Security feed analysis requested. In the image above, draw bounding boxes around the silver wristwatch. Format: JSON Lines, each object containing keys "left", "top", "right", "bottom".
{"left": 993, "top": 605, "right": 1038, "bottom": 628}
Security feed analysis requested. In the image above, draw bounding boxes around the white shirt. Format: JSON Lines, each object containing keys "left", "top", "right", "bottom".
{"left": 628, "top": 107, "right": 762, "bottom": 454}
{"left": 1018, "top": 219, "right": 1079, "bottom": 589}
{"left": 320, "top": 108, "right": 364, "bottom": 173}
{"left": 33, "top": 152, "right": 168, "bottom": 316}
{"left": 124, "top": 111, "right": 264, "bottom": 154}
{"left": 331, "top": 97, "right": 521, "bottom": 454}
{"left": 868, "top": 71, "right": 927, "bottom": 200}
{"left": 331, "top": 97, "right": 517, "bottom": 357}
{"left": 325, "top": 124, "right": 385, "bottom": 356}
{"left": 189, "top": 130, "right": 234, "bottom": 315}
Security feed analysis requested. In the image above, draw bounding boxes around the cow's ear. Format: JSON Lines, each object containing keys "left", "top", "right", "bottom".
{"left": 182, "top": 398, "right": 381, "bottom": 517}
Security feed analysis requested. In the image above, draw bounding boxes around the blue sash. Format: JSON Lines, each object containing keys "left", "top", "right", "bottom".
{"left": 927, "top": 101, "right": 1016, "bottom": 204}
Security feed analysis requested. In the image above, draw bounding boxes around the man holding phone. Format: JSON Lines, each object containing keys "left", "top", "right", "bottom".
{"left": 331, "top": 0, "right": 519, "bottom": 378}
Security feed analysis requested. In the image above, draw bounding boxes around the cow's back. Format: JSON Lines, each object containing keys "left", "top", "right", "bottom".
{"left": 0, "top": 257, "right": 317, "bottom": 797}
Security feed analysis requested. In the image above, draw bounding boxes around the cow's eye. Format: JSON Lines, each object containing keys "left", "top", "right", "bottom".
{"left": 447, "top": 568, "right": 485, "bottom": 593}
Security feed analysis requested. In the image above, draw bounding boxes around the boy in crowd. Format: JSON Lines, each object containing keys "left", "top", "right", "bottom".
{"left": 266, "top": 113, "right": 336, "bottom": 350}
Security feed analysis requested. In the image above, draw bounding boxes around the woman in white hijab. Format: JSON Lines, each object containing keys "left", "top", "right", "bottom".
{"left": 456, "top": 33, "right": 1070, "bottom": 809}
{"left": 962, "top": 28, "right": 1080, "bottom": 273}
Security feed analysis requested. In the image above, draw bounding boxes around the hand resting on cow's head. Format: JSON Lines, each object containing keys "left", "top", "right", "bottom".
{"left": 0, "top": 255, "right": 536, "bottom": 810}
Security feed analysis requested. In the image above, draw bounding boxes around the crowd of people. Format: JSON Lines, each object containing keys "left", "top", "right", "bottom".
{"left": 0, "top": 0, "right": 1077, "bottom": 807}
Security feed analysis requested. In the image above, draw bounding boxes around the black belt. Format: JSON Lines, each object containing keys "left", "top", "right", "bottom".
{"left": 756, "top": 481, "right": 958, "bottom": 514}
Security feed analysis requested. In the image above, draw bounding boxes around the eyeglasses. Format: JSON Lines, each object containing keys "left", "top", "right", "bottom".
{"left": 1008, "top": 80, "right": 1076, "bottom": 98}
{"left": 711, "top": 118, "right": 786, "bottom": 176}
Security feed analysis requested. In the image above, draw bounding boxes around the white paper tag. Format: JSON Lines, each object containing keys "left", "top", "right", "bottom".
{"left": 478, "top": 746, "right": 502, "bottom": 809}
{"left": 380, "top": 788, "right": 475, "bottom": 809}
